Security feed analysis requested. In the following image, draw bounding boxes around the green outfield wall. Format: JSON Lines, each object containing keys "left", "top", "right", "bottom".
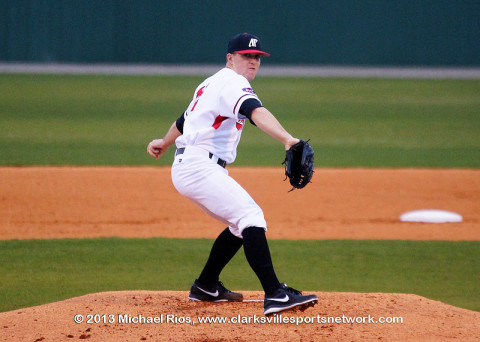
{"left": 1, "top": 0, "right": 479, "bottom": 66}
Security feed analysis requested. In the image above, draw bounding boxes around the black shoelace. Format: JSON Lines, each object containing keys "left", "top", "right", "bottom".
{"left": 217, "top": 281, "right": 228, "bottom": 292}
{"left": 282, "top": 283, "right": 302, "bottom": 295}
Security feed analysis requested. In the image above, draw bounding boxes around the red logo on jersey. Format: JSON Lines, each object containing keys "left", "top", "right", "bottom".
{"left": 212, "top": 115, "right": 228, "bottom": 129}
{"left": 212, "top": 116, "right": 245, "bottom": 130}
{"left": 196, "top": 86, "right": 206, "bottom": 97}
{"left": 236, "top": 119, "right": 245, "bottom": 130}
{"left": 191, "top": 85, "right": 207, "bottom": 111}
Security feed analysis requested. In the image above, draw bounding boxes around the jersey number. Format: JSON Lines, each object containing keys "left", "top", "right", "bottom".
{"left": 190, "top": 86, "right": 206, "bottom": 111}
{"left": 190, "top": 85, "right": 242, "bottom": 131}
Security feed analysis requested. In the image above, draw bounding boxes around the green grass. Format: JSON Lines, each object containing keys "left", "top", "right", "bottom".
{"left": 1, "top": 238, "right": 478, "bottom": 313}
{"left": 1, "top": 74, "right": 479, "bottom": 167}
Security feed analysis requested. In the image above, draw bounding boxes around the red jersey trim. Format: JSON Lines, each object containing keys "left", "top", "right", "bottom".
{"left": 233, "top": 94, "right": 251, "bottom": 114}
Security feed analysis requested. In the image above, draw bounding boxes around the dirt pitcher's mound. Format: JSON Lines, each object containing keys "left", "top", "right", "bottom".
{"left": 1, "top": 291, "right": 478, "bottom": 342}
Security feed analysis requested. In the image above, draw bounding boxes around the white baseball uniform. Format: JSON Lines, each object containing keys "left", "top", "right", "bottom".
{"left": 171, "top": 67, "right": 267, "bottom": 238}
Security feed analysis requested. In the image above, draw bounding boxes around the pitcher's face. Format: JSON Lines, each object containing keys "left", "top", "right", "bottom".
{"left": 227, "top": 53, "right": 262, "bottom": 81}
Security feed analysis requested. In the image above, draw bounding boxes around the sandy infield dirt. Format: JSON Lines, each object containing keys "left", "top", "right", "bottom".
{"left": 1, "top": 167, "right": 479, "bottom": 341}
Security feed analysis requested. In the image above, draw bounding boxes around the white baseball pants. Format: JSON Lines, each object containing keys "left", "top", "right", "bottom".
{"left": 171, "top": 145, "right": 267, "bottom": 238}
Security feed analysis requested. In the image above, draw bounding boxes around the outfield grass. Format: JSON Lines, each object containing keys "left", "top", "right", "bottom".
{"left": 0, "top": 238, "right": 478, "bottom": 313}
{"left": 0, "top": 74, "right": 479, "bottom": 167}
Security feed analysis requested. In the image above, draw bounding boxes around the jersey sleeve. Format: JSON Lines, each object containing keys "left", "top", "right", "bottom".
{"left": 175, "top": 111, "right": 186, "bottom": 134}
{"left": 218, "top": 76, "right": 261, "bottom": 119}
{"left": 239, "top": 98, "right": 262, "bottom": 126}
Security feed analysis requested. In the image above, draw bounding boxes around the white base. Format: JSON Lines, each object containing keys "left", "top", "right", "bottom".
{"left": 400, "top": 210, "right": 462, "bottom": 223}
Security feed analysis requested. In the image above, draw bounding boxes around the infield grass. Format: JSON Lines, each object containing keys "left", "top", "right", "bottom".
{"left": 0, "top": 238, "right": 478, "bottom": 313}
{"left": 1, "top": 74, "right": 479, "bottom": 167}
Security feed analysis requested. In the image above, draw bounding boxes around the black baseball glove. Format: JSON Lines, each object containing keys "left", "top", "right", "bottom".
{"left": 282, "top": 139, "right": 314, "bottom": 191}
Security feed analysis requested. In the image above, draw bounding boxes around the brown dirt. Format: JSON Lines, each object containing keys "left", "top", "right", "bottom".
{"left": 1, "top": 291, "right": 479, "bottom": 342}
{"left": 1, "top": 167, "right": 479, "bottom": 341}
{"left": 1, "top": 167, "right": 479, "bottom": 241}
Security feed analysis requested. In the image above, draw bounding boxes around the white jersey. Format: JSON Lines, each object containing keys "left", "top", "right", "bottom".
{"left": 175, "top": 68, "right": 261, "bottom": 164}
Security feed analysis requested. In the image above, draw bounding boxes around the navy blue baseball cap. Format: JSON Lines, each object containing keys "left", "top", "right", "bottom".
{"left": 227, "top": 33, "right": 270, "bottom": 57}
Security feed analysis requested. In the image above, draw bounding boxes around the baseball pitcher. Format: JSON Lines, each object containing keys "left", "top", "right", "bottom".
{"left": 147, "top": 33, "right": 316, "bottom": 316}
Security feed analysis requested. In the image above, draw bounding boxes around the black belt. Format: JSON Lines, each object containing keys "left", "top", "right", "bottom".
{"left": 175, "top": 148, "right": 227, "bottom": 168}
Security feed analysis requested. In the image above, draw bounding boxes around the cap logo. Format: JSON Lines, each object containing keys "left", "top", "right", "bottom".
{"left": 248, "top": 38, "right": 258, "bottom": 48}
{"left": 227, "top": 33, "right": 270, "bottom": 56}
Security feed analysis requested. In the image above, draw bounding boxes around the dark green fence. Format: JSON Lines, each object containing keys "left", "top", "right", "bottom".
{"left": 1, "top": 0, "right": 479, "bottom": 65}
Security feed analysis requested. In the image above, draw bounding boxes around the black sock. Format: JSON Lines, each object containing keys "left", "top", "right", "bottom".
{"left": 242, "top": 227, "right": 281, "bottom": 296}
{"left": 197, "top": 227, "right": 243, "bottom": 288}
